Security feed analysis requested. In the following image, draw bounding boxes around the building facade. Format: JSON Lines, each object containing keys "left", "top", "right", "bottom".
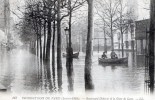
{"left": 135, "top": 19, "right": 149, "bottom": 55}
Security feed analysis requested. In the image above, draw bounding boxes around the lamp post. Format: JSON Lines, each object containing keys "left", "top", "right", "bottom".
{"left": 103, "top": 23, "right": 107, "bottom": 52}
{"left": 104, "top": 33, "right": 107, "bottom": 52}
{"left": 64, "top": 27, "right": 69, "bottom": 51}
{"left": 130, "top": 21, "right": 135, "bottom": 52}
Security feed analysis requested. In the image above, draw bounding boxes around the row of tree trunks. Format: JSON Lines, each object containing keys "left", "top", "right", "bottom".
{"left": 26, "top": 0, "right": 95, "bottom": 92}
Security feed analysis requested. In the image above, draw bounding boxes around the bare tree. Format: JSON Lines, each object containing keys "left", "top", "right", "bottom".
{"left": 95, "top": 0, "right": 120, "bottom": 51}
{"left": 116, "top": 0, "right": 129, "bottom": 57}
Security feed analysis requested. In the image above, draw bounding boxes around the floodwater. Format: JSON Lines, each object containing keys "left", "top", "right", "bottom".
{"left": 0, "top": 48, "right": 145, "bottom": 95}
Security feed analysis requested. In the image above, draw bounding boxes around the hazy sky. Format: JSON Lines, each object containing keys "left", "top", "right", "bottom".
{"left": 137, "top": 0, "right": 150, "bottom": 20}
{"left": 10, "top": 0, "right": 150, "bottom": 22}
{"left": 10, "top": 0, "right": 25, "bottom": 23}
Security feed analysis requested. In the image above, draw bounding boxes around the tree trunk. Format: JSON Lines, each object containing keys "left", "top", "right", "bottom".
{"left": 36, "top": 23, "right": 39, "bottom": 57}
{"left": 111, "top": 36, "right": 114, "bottom": 51}
{"left": 57, "top": 0, "right": 62, "bottom": 92}
{"left": 121, "top": 30, "right": 124, "bottom": 57}
{"left": 120, "top": 2, "right": 124, "bottom": 57}
{"left": 104, "top": 23, "right": 107, "bottom": 52}
{"left": 46, "top": 9, "right": 52, "bottom": 61}
{"left": 85, "top": 0, "right": 94, "bottom": 90}
{"left": 119, "top": 40, "right": 120, "bottom": 50}
{"left": 36, "top": 35, "right": 39, "bottom": 56}
{"left": 125, "top": 30, "right": 129, "bottom": 49}
{"left": 149, "top": 0, "right": 155, "bottom": 93}
{"left": 39, "top": 20, "right": 42, "bottom": 59}
{"left": 111, "top": 17, "right": 114, "bottom": 51}
{"left": 43, "top": 20, "right": 46, "bottom": 60}
{"left": 52, "top": 16, "right": 56, "bottom": 84}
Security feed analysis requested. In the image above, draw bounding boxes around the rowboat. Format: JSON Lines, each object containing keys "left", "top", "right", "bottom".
{"left": 0, "top": 84, "right": 7, "bottom": 92}
{"left": 72, "top": 52, "right": 79, "bottom": 58}
{"left": 99, "top": 57, "right": 128, "bottom": 64}
{"left": 63, "top": 52, "right": 79, "bottom": 58}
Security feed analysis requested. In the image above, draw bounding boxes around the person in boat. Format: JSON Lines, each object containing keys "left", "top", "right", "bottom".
{"left": 63, "top": 53, "right": 66, "bottom": 56}
{"left": 102, "top": 51, "right": 107, "bottom": 59}
{"left": 111, "top": 51, "right": 118, "bottom": 59}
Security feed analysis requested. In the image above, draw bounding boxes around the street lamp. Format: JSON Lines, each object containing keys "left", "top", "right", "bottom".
{"left": 64, "top": 27, "right": 69, "bottom": 48}
{"left": 130, "top": 23, "right": 135, "bottom": 39}
{"left": 129, "top": 20, "right": 135, "bottom": 51}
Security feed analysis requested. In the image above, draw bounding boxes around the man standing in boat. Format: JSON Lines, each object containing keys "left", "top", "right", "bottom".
{"left": 111, "top": 51, "right": 118, "bottom": 59}
{"left": 102, "top": 51, "right": 107, "bottom": 59}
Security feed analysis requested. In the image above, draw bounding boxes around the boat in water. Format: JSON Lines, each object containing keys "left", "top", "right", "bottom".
{"left": 0, "top": 84, "right": 7, "bottom": 92}
{"left": 99, "top": 57, "right": 128, "bottom": 64}
{"left": 63, "top": 52, "right": 79, "bottom": 58}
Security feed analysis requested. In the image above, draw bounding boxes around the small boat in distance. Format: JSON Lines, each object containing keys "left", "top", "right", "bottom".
{"left": 63, "top": 52, "right": 79, "bottom": 58}
{"left": 99, "top": 57, "right": 128, "bottom": 64}
{"left": 0, "top": 84, "right": 7, "bottom": 92}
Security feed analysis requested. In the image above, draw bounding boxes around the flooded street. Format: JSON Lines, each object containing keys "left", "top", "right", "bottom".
{"left": 0, "top": 48, "right": 145, "bottom": 95}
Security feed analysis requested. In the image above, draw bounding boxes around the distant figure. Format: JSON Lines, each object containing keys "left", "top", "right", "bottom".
{"left": 63, "top": 53, "right": 66, "bottom": 57}
{"left": 111, "top": 51, "right": 118, "bottom": 59}
{"left": 102, "top": 52, "right": 107, "bottom": 59}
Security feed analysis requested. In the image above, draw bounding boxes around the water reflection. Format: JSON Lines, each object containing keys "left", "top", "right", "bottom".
{"left": 0, "top": 49, "right": 145, "bottom": 95}
{"left": 0, "top": 49, "right": 40, "bottom": 93}
{"left": 37, "top": 60, "right": 58, "bottom": 93}
{"left": 92, "top": 51, "right": 145, "bottom": 94}
{"left": 41, "top": 61, "right": 53, "bottom": 93}
{"left": 85, "top": 66, "right": 94, "bottom": 90}
{"left": 66, "top": 61, "right": 74, "bottom": 91}
{"left": 52, "top": 61, "right": 56, "bottom": 91}
{"left": 57, "top": 68, "right": 62, "bottom": 92}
